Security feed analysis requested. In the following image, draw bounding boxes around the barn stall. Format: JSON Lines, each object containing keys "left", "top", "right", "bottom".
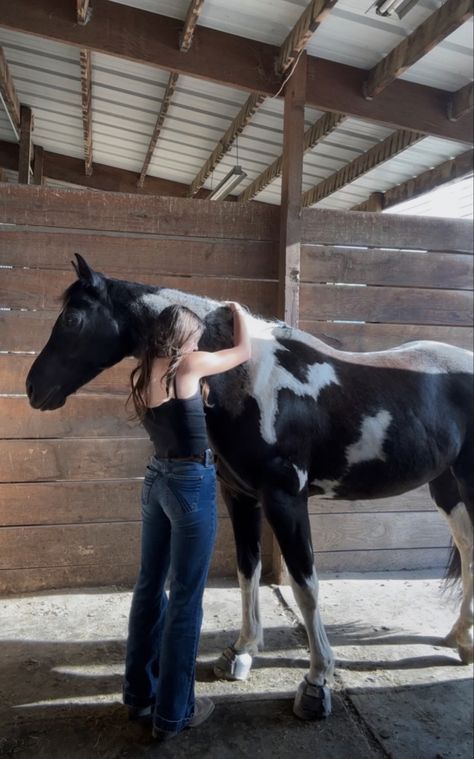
{"left": 0, "top": 1, "right": 473, "bottom": 756}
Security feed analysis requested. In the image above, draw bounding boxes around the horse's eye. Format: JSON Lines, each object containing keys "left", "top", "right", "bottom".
{"left": 63, "top": 311, "right": 83, "bottom": 329}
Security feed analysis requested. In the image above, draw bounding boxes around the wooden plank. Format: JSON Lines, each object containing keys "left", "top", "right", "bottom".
{"left": 0, "top": 562, "right": 140, "bottom": 593}
{"left": 0, "top": 439, "right": 153, "bottom": 482}
{"left": 277, "top": 0, "right": 337, "bottom": 74}
{"left": 0, "top": 231, "right": 278, "bottom": 279}
{"left": 0, "top": 268, "right": 278, "bottom": 313}
{"left": 364, "top": 0, "right": 473, "bottom": 100}
{"left": 0, "top": 310, "right": 59, "bottom": 352}
{"left": 18, "top": 105, "right": 33, "bottom": 185}
{"left": 299, "top": 283, "right": 473, "bottom": 326}
{"left": 0, "top": 46, "right": 21, "bottom": 133}
{"left": 311, "top": 511, "right": 450, "bottom": 553}
{"left": 0, "top": 184, "right": 279, "bottom": 239}
{"left": 308, "top": 485, "right": 436, "bottom": 514}
{"left": 0, "top": 354, "right": 133, "bottom": 394}
{"left": 1, "top": 0, "right": 472, "bottom": 143}
{"left": 33, "top": 145, "right": 44, "bottom": 186}
{"left": 302, "top": 130, "right": 424, "bottom": 208}
{"left": 302, "top": 208, "right": 474, "bottom": 252}
{"left": 0, "top": 482, "right": 244, "bottom": 526}
{"left": 279, "top": 52, "right": 306, "bottom": 326}
{"left": 300, "top": 246, "right": 473, "bottom": 290}
{"left": 0, "top": 397, "right": 147, "bottom": 438}
{"left": 316, "top": 546, "right": 450, "bottom": 573}
{"left": 298, "top": 321, "right": 474, "bottom": 352}
{"left": 180, "top": 0, "right": 205, "bottom": 52}
{"left": 80, "top": 48, "right": 93, "bottom": 176}
{"left": 137, "top": 72, "right": 179, "bottom": 188}
{"left": 188, "top": 93, "right": 266, "bottom": 197}
{"left": 448, "top": 82, "right": 473, "bottom": 122}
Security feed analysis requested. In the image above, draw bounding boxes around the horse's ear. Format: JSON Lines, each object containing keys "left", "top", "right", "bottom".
{"left": 72, "top": 254, "right": 106, "bottom": 293}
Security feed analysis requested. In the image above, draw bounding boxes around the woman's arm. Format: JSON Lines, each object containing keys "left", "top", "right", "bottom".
{"left": 180, "top": 302, "right": 251, "bottom": 379}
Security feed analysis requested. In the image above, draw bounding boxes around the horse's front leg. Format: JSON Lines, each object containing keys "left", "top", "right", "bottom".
{"left": 214, "top": 486, "right": 263, "bottom": 681}
{"left": 262, "top": 468, "right": 333, "bottom": 719}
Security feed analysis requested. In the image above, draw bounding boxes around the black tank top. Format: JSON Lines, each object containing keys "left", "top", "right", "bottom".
{"left": 142, "top": 387, "right": 209, "bottom": 458}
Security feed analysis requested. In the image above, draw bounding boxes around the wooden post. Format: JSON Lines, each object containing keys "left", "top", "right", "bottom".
{"left": 33, "top": 145, "right": 44, "bottom": 185}
{"left": 278, "top": 51, "right": 306, "bottom": 325}
{"left": 18, "top": 105, "right": 33, "bottom": 184}
{"left": 274, "top": 52, "right": 306, "bottom": 584}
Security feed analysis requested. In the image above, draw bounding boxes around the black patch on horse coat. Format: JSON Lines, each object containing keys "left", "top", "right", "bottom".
{"left": 275, "top": 337, "right": 323, "bottom": 382}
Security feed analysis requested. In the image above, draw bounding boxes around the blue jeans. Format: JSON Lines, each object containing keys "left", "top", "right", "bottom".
{"left": 123, "top": 453, "right": 217, "bottom": 733}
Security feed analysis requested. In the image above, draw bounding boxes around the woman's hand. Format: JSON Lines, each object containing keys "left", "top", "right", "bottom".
{"left": 224, "top": 301, "right": 246, "bottom": 313}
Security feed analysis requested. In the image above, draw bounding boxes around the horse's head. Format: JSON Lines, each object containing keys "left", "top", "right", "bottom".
{"left": 26, "top": 255, "right": 131, "bottom": 410}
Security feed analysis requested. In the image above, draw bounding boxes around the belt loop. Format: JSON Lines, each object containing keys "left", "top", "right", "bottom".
{"left": 204, "top": 449, "right": 212, "bottom": 467}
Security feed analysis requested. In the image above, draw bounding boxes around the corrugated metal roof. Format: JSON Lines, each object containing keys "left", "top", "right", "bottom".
{"left": 388, "top": 175, "right": 473, "bottom": 218}
{"left": 0, "top": 2, "right": 472, "bottom": 219}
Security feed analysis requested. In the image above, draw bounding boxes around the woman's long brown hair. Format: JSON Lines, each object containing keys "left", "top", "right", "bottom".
{"left": 128, "top": 304, "right": 208, "bottom": 420}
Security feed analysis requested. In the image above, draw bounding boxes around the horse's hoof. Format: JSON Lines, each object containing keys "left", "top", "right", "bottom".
{"left": 458, "top": 643, "right": 474, "bottom": 665}
{"left": 293, "top": 677, "right": 331, "bottom": 720}
{"left": 213, "top": 646, "right": 253, "bottom": 681}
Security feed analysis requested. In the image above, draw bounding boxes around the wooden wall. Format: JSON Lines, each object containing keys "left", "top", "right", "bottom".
{"left": 300, "top": 208, "right": 473, "bottom": 572}
{"left": 0, "top": 185, "right": 473, "bottom": 591}
{"left": 0, "top": 184, "right": 279, "bottom": 593}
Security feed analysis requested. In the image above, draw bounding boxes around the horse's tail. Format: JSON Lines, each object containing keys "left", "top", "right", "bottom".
{"left": 444, "top": 541, "right": 462, "bottom": 588}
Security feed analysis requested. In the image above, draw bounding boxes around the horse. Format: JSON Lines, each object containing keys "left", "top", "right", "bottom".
{"left": 26, "top": 254, "right": 474, "bottom": 720}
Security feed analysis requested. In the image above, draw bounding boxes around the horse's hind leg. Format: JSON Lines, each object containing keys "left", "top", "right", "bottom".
{"left": 214, "top": 486, "right": 263, "bottom": 681}
{"left": 262, "top": 475, "right": 333, "bottom": 719}
{"left": 429, "top": 462, "right": 473, "bottom": 664}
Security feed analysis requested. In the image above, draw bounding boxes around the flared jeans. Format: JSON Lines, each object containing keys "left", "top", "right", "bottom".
{"left": 123, "top": 454, "right": 217, "bottom": 733}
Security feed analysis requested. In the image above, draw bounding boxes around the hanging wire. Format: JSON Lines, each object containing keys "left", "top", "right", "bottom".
{"left": 236, "top": 134, "right": 239, "bottom": 166}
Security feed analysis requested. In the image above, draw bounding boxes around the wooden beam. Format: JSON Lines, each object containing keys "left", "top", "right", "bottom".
{"left": 1, "top": 0, "right": 471, "bottom": 142}
{"left": 18, "top": 105, "right": 33, "bottom": 184}
{"left": 364, "top": 0, "right": 474, "bottom": 100}
{"left": 352, "top": 191, "right": 384, "bottom": 213}
{"left": 0, "top": 46, "right": 21, "bottom": 136}
{"left": 180, "top": 0, "right": 205, "bottom": 53}
{"left": 137, "top": 72, "right": 178, "bottom": 188}
{"left": 76, "top": 0, "right": 91, "bottom": 25}
{"left": 302, "top": 129, "right": 424, "bottom": 208}
{"left": 448, "top": 81, "right": 474, "bottom": 122}
{"left": 239, "top": 110, "right": 345, "bottom": 202}
{"left": 33, "top": 145, "right": 44, "bottom": 185}
{"left": 277, "top": 0, "right": 337, "bottom": 74}
{"left": 0, "top": 139, "right": 209, "bottom": 197}
{"left": 353, "top": 149, "right": 474, "bottom": 212}
{"left": 80, "top": 48, "right": 93, "bottom": 176}
{"left": 188, "top": 93, "right": 266, "bottom": 196}
{"left": 279, "top": 52, "right": 306, "bottom": 326}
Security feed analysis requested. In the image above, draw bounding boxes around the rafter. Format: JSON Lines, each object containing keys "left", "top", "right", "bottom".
{"left": 0, "top": 138, "right": 211, "bottom": 197}
{"left": 302, "top": 129, "right": 424, "bottom": 208}
{"left": 0, "top": 46, "right": 20, "bottom": 137}
{"left": 76, "top": 0, "right": 91, "bottom": 25}
{"left": 448, "top": 81, "right": 473, "bottom": 122}
{"left": 352, "top": 149, "right": 474, "bottom": 212}
{"left": 239, "top": 111, "right": 345, "bottom": 202}
{"left": 180, "top": 0, "right": 205, "bottom": 52}
{"left": 188, "top": 93, "right": 266, "bottom": 197}
{"left": 79, "top": 48, "right": 93, "bottom": 176}
{"left": 1, "top": 0, "right": 471, "bottom": 142}
{"left": 364, "top": 0, "right": 473, "bottom": 100}
{"left": 277, "top": 0, "right": 337, "bottom": 74}
{"left": 137, "top": 72, "right": 178, "bottom": 188}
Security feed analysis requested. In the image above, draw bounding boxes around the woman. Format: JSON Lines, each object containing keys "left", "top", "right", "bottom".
{"left": 123, "top": 301, "right": 251, "bottom": 741}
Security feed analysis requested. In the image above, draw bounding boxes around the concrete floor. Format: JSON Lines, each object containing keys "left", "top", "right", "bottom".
{"left": 0, "top": 571, "right": 472, "bottom": 759}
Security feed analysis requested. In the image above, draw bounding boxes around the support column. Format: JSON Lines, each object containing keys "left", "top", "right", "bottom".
{"left": 274, "top": 52, "right": 306, "bottom": 583}
{"left": 278, "top": 52, "right": 306, "bottom": 326}
{"left": 18, "top": 105, "right": 33, "bottom": 184}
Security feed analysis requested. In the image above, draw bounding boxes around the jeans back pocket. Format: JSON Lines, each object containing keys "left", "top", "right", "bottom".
{"left": 167, "top": 473, "right": 204, "bottom": 513}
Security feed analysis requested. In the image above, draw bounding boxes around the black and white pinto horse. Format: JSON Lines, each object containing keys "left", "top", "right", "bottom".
{"left": 26, "top": 256, "right": 473, "bottom": 719}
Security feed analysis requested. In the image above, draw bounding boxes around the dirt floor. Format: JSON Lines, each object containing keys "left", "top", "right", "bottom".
{"left": 0, "top": 570, "right": 472, "bottom": 759}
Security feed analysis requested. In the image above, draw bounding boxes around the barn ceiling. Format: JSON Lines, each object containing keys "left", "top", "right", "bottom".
{"left": 0, "top": 0, "right": 472, "bottom": 212}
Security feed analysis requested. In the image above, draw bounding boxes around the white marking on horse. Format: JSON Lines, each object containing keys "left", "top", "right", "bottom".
{"left": 293, "top": 465, "right": 308, "bottom": 492}
{"left": 346, "top": 409, "right": 392, "bottom": 466}
{"left": 248, "top": 329, "right": 340, "bottom": 445}
{"left": 235, "top": 562, "right": 263, "bottom": 654}
{"left": 290, "top": 567, "right": 334, "bottom": 685}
